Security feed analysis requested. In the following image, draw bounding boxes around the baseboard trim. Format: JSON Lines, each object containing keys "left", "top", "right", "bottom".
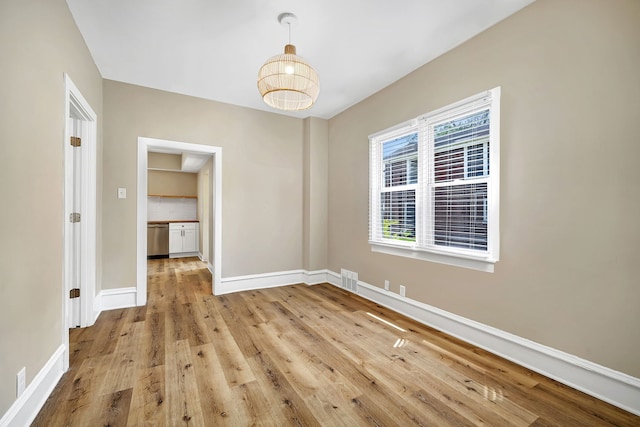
{"left": 98, "top": 287, "right": 137, "bottom": 312}
{"left": 0, "top": 345, "right": 65, "bottom": 427}
{"left": 304, "top": 269, "right": 330, "bottom": 285}
{"left": 169, "top": 252, "right": 198, "bottom": 259}
{"left": 220, "top": 270, "right": 306, "bottom": 294}
{"left": 326, "top": 270, "right": 341, "bottom": 287}
{"left": 207, "top": 262, "right": 214, "bottom": 275}
{"left": 219, "top": 269, "right": 332, "bottom": 295}
{"left": 324, "top": 272, "right": 640, "bottom": 416}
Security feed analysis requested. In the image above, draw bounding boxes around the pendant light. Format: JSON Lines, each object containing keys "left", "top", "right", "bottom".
{"left": 257, "top": 13, "right": 319, "bottom": 111}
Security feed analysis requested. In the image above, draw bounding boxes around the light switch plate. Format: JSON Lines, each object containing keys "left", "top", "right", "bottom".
{"left": 117, "top": 187, "right": 127, "bottom": 199}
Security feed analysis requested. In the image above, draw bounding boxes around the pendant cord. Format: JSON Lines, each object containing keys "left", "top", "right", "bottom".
{"left": 288, "top": 22, "right": 291, "bottom": 44}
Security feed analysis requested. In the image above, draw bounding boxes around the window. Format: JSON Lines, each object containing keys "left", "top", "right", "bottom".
{"left": 381, "top": 132, "right": 418, "bottom": 242}
{"left": 369, "top": 87, "right": 500, "bottom": 272}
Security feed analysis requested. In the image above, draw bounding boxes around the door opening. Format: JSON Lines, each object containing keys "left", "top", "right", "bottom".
{"left": 137, "top": 137, "right": 222, "bottom": 304}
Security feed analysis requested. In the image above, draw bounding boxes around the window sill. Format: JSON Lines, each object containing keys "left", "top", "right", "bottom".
{"left": 370, "top": 242, "right": 496, "bottom": 273}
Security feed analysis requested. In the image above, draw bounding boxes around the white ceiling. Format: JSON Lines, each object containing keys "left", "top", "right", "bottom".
{"left": 66, "top": 0, "right": 534, "bottom": 120}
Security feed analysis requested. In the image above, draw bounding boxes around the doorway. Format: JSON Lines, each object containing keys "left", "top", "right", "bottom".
{"left": 136, "top": 137, "right": 222, "bottom": 303}
{"left": 63, "top": 74, "right": 97, "bottom": 369}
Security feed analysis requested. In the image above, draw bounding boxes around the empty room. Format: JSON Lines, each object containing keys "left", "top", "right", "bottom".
{"left": 1, "top": 0, "right": 639, "bottom": 425}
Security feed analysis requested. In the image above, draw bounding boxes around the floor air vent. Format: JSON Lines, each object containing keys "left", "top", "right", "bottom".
{"left": 340, "top": 269, "right": 358, "bottom": 293}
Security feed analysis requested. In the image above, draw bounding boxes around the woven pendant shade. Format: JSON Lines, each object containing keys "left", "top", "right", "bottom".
{"left": 257, "top": 43, "right": 319, "bottom": 111}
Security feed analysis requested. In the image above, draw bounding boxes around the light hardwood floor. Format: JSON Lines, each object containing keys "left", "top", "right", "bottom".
{"left": 33, "top": 257, "right": 638, "bottom": 426}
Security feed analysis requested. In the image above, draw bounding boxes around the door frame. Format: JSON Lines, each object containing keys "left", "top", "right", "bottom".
{"left": 201, "top": 169, "right": 210, "bottom": 262}
{"left": 63, "top": 74, "right": 97, "bottom": 369}
{"left": 136, "top": 137, "right": 222, "bottom": 303}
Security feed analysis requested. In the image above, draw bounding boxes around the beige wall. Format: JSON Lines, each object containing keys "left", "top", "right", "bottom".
{"left": 102, "top": 80, "right": 304, "bottom": 287}
{"left": 0, "top": 0, "right": 103, "bottom": 415}
{"left": 328, "top": 0, "right": 640, "bottom": 378}
{"left": 148, "top": 152, "right": 182, "bottom": 170}
{"left": 148, "top": 170, "right": 198, "bottom": 197}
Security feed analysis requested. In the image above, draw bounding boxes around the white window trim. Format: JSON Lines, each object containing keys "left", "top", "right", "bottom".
{"left": 371, "top": 242, "right": 496, "bottom": 272}
{"left": 369, "top": 87, "right": 500, "bottom": 273}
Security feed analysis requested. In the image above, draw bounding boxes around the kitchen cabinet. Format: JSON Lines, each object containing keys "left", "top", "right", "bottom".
{"left": 169, "top": 222, "right": 199, "bottom": 257}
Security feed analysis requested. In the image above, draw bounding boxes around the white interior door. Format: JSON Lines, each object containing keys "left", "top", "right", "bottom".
{"left": 68, "top": 116, "right": 83, "bottom": 328}
{"left": 63, "top": 74, "right": 97, "bottom": 369}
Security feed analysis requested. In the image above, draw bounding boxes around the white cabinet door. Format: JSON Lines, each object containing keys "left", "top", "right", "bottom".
{"left": 182, "top": 228, "right": 197, "bottom": 252}
{"left": 169, "top": 228, "right": 183, "bottom": 253}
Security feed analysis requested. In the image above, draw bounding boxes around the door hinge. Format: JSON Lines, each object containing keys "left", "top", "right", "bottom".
{"left": 70, "top": 136, "right": 81, "bottom": 147}
{"left": 69, "top": 213, "right": 81, "bottom": 223}
{"left": 70, "top": 288, "right": 80, "bottom": 298}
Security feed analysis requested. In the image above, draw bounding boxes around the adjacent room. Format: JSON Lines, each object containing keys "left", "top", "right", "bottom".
{"left": 1, "top": 0, "right": 639, "bottom": 425}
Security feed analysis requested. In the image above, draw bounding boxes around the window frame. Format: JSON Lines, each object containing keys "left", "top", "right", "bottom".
{"left": 368, "top": 87, "right": 500, "bottom": 272}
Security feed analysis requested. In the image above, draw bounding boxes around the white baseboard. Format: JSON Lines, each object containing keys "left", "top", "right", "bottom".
{"left": 326, "top": 270, "right": 341, "bottom": 287}
{"left": 324, "top": 272, "right": 640, "bottom": 416}
{"left": 304, "top": 269, "right": 331, "bottom": 285}
{"left": 169, "top": 252, "right": 198, "bottom": 259}
{"left": 219, "top": 269, "right": 331, "bottom": 295}
{"left": 220, "top": 270, "right": 306, "bottom": 294}
{"left": 0, "top": 345, "right": 65, "bottom": 427}
{"left": 98, "top": 287, "right": 137, "bottom": 312}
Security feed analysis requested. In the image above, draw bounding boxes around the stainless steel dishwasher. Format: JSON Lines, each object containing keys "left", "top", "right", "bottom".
{"left": 147, "top": 223, "right": 169, "bottom": 258}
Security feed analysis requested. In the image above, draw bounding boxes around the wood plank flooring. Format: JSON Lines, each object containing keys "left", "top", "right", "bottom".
{"left": 33, "top": 257, "right": 639, "bottom": 426}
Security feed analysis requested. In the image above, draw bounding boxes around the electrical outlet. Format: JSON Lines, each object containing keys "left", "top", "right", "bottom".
{"left": 384, "top": 280, "right": 390, "bottom": 291}
{"left": 16, "top": 367, "right": 26, "bottom": 397}
{"left": 399, "top": 285, "right": 406, "bottom": 297}
{"left": 117, "top": 187, "right": 127, "bottom": 199}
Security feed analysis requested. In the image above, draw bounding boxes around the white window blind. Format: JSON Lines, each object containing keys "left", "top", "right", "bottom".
{"left": 369, "top": 87, "right": 500, "bottom": 271}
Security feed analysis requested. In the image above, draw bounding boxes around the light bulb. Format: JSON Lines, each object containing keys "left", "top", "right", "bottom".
{"left": 285, "top": 64, "right": 295, "bottom": 75}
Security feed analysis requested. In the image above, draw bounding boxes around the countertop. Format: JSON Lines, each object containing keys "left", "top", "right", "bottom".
{"left": 148, "top": 220, "right": 200, "bottom": 224}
